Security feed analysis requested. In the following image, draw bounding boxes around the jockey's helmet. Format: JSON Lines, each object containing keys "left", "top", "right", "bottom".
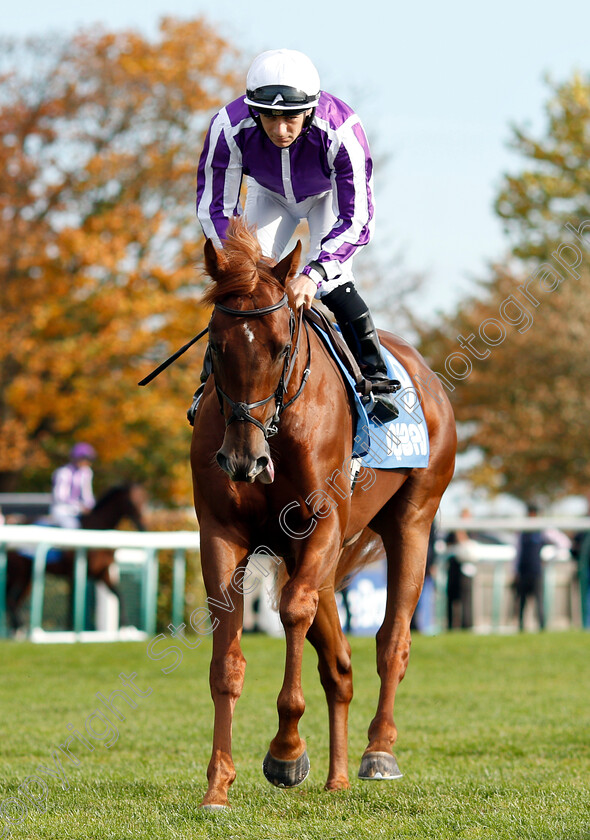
{"left": 70, "top": 442, "right": 96, "bottom": 461}
{"left": 244, "top": 49, "right": 320, "bottom": 115}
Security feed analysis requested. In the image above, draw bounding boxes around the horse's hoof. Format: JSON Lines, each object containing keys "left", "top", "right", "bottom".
{"left": 200, "top": 803, "right": 230, "bottom": 812}
{"left": 358, "top": 751, "right": 403, "bottom": 781}
{"left": 262, "top": 749, "right": 310, "bottom": 788}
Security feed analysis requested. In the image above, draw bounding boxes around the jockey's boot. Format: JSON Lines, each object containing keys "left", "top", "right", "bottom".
{"left": 338, "top": 311, "right": 401, "bottom": 423}
{"left": 187, "top": 345, "right": 212, "bottom": 426}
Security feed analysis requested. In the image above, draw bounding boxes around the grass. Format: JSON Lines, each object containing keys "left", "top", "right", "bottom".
{"left": 0, "top": 630, "right": 589, "bottom": 839}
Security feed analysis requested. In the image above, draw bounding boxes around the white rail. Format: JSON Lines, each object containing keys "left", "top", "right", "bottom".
{"left": 0, "top": 527, "right": 201, "bottom": 641}
{"left": 0, "top": 525, "right": 201, "bottom": 549}
{"left": 439, "top": 516, "right": 590, "bottom": 532}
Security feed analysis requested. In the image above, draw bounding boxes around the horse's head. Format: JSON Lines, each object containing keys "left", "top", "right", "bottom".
{"left": 202, "top": 219, "right": 301, "bottom": 483}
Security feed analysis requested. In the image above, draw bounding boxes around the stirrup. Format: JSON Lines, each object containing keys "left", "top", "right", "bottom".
{"left": 363, "top": 394, "right": 399, "bottom": 423}
{"left": 370, "top": 377, "right": 401, "bottom": 395}
{"left": 187, "top": 384, "right": 205, "bottom": 426}
{"left": 370, "top": 396, "right": 399, "bottom": 423}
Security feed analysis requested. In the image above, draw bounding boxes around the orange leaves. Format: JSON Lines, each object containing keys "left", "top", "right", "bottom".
{"left": 0, "top": 18, "right": 242, "bottom": 502}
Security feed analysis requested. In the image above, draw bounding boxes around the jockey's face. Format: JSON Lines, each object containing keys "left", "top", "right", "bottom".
{"left": 73, "top": 458, "right": 92, "bottom": 468}
{"left": 259, "top": 110, "right": 311, "bottom": 147}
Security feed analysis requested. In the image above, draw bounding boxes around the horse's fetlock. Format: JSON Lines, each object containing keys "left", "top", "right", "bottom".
{"left": 207, "top": 750, "right": 236, "bottom": 787}
{"left": 277, "top": 689, "right": 305, "bottom": 722}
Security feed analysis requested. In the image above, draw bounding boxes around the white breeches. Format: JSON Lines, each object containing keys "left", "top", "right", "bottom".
{"left": 243, "top": 179, "right": 355, "bottom": 297}
{"left": 50, "top": 505, "right": 81, "bottom": 529}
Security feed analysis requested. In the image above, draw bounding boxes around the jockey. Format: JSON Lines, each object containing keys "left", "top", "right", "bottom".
{"left": 189, "top": 48, "right": 399, "bottom": 425}
{"left": 50, "top": 442, "right": 96, "bottom": 529}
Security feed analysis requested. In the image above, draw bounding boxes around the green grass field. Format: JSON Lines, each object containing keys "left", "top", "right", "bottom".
{"left": 1, "top": 630, "right": 589, "bottom": 839}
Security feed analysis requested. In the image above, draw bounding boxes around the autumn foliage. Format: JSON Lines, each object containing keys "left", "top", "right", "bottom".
{"left": 0, "top": 18, "right": 242, "bottom": 502}
{"left": 417, "top": 74, "right": 590, "bottom": 501}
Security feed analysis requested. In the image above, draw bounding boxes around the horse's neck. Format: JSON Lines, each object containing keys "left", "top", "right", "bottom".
{"left": 81, "top": 499, "right": 122, "bottom": 530}
{"left": 285, "top": 327, "right": 353, "bottom": 445}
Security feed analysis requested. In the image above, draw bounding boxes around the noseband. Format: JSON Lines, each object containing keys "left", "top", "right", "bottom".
{"left": 213, "top": 294, "right": 310, "bottom": 439}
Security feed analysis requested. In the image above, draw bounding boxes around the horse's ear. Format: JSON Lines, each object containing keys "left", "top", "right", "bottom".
{"left": 272, "top": 240, "right": 302, "bottom": 286}
{"left": 204, "top": 238, "right": 228, "bottom": 278}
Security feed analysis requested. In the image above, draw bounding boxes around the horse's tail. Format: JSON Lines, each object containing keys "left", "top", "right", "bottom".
{"left": 334, "top": 528, "right": 385, "bottom": 591}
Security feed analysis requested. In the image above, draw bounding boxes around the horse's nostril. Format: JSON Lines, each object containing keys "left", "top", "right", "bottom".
{"left": 216, "top": 451, "right": 229, "bottom": 472}
{"left": 256, "top": 455, "right": 269, "bottom": 472}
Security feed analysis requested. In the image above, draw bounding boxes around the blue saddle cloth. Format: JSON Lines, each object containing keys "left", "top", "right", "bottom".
{"left": 310, "top": 323, "right": 430, "bottom": 469}
{"left": 18, "top": 524, "right": 65, "bottom": 564}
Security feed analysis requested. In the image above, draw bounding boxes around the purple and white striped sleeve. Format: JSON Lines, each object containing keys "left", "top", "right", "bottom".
{"left": 316, "top": 116, "right": 375, "bottom": 278}
{"left": 52, "top": 466, "right": 72, "bottom": 505}
{"left": 196, "top": 109, "right": 244, "bottom": 246}
{"left": 79, "top": 467, "right": 95, "bottom": 510}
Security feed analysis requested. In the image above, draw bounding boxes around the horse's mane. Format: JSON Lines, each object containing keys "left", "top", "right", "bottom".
{"left": 201, "top": 218, "right": 284, "bottom": 305}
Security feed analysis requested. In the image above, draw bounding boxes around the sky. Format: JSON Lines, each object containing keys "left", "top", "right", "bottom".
{"left": 5, "top": 0, "right": 590, "bottom": 323}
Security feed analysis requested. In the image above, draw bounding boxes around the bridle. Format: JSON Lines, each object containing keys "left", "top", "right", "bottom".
{"left": 212, "top": 293, "right": 310, "bottom": 439}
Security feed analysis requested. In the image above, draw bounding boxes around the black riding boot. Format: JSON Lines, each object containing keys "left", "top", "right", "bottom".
{"left": 187, "top": 345, "right": 212, "bottom": 426}
{"left": 337, "top": 311, "right": 400, "bottom": 423}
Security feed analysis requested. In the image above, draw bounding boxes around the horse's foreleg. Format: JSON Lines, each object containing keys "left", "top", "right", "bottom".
{"left": 96, "top": 557, "right": 128, "bottom": 627}
{"left": 359, "top": 507, "right": 434, "bottom": 781}
{"left": 200, "top": 542, "right": 248, "bottom": 809}
{"left": 6, "top": 555, "right": 32, "bottom": 632}
{"left": 306, "top": 588, "right": 353, "bottom": 791}
{"left": 101, "top": 577, "right": 127, "bottom": 626}
{"left": 264, "top": 527, "right": 341, "bottom": 789}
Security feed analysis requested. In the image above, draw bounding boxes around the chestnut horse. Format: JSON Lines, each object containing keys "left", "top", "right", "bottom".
{"left": 191, "top": 220, "right": 456, "bottom": 809}
{"left": 5, "top": 483, "right": 147, "bottom": 631}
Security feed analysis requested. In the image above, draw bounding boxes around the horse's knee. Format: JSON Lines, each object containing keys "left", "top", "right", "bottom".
{"left": 279, "top": 583, "right": 319, "bottom": 629}
{"left": 209, "top": 647, "right": 246, "bottom": 699}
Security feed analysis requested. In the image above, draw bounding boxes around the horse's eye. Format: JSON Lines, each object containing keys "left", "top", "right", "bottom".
{"left": 280, "top": 344, "right": 291, "bottom": 358}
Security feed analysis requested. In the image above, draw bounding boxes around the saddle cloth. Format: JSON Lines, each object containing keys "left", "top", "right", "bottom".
{"left": 15, "top": 523, "right": 66, "bottom": 564}
{"left": 307, "top": 318, "right": 430, "bottom": 469}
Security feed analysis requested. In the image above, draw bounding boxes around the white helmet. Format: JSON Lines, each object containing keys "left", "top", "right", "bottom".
{"left": 244, "top": 49, "right": 321, "bottom": 113}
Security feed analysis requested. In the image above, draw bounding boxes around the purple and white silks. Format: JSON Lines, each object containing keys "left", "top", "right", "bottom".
{"left": 196, "top": 92, "right": 375, "bottom": 280}
{"left": 50, "top": 463, "right": 95, "bottom": 527}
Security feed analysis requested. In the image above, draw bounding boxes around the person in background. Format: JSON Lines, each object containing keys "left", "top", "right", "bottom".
{"left": 446, "top": 508, "right": 476, "bottom": 630}
{"left": 514, "top": 502, "right": 572, "bottom": 631}
{"left": 50, "top": 442, "right": 96, "bottom": 529}
{"left": 514, "top": 503, "right": 547, "bottom": 631}
{"left": 571, "top": 493, "right": 590, "bottom": 629}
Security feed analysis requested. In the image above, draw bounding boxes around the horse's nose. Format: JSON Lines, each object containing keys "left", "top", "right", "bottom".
{"left": 216, "top": 448, "right": 273, "bottom": 483}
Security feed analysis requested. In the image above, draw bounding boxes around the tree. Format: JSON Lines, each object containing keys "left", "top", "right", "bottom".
{"left": 495, "top": 72, "right": 590, "bottom": 261}
{"left": 416, "top": 73, "right": 590, "bottom": 502}
{"left": 0, "top": 18, "right": 242, "bottom": 502}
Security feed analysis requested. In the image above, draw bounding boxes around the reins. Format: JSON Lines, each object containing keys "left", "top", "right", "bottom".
{"left": 138, "top": 293, "right": 310, "bottom": 438}
{"left": 138, "top": 327, "right": 209, "bottom": 387}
